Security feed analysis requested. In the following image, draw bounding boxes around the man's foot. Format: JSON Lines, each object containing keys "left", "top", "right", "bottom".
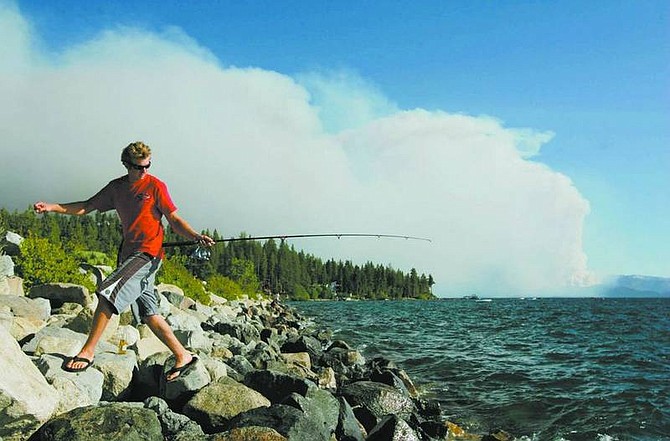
{"left": 165, "top": 355, "right": 198, "bottom": 382}
{"left": 63, "top": 355, "right": 95, "bottom": 373}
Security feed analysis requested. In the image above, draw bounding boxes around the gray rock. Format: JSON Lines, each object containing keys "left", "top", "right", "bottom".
{"left": 336, "top": 396, "right": 366, "bottom": 441}
{"left": 182, "top": 376, "right": 271, "bottom": 433}
{"left": 144, "top": 396, "right": 206, "bottom": 441}
{"left": 22, "top": 326, "right": 116, "bottom": 357}
{"left": 30, "top": 402, "right": 163, "bottom": 441}
{"left": 281, "top": 387, "right": 340, "bottom": 441}
{"left": 209, "top": 426, "right": 287, "bottom": 441}
{"left": 134, "top": 351, "right": 172, "bottom": 400}
{"left": 243, "top": 370, "right": 314, "bottom": 404}
{"left": 94, "top": 351, "right": 138, "bottom": 401}
{"left": 28, "top": 283, "right": 92, "bottom": 308}
{"left": 366, "top": 415, "right": 421, "bottom": 441}
{"left": 192, "top": 302, "right": 215, "bottom": 318}
{"left": 166, "top": 309, "right": 203, "bottom": 332}
{"left": 1, "top": 232, "right": 23, "bottom": 256}
{"left": 0, "top": 295, "right": 50, "bottom": 321}
{"left": 281, "top": 335, "right": 323, "bottom": 360}
{"left": 324, "top": 347, "right": 365, "bottom": 367}
{"left": 5, "top": 275, "right": 25, "bottom": 296}
{"left": 9, "top": 316, "right": 46, "bottom": 342}
{"left": 156, "top": 283, "right": 196, "bottom": 310}
{"left": 244, "top": 340, "right": 280, "bottom": 370}
{"left": 227, "top": 355, "right": 255, "bottom": 378}
{"left": 34, "top": 353, "right": 105, "bottom": 413}
{"left": 174, "top": 328, "right": 213, "bottom": 353}
{"left": 201, "top": 356, "right": 228, "bottom": 382}
{"left": 0, "top": 255, "right": 14, "bottom": 278}
{"left": 210, "top": 320, "right": 260, "bottom": 344}
{"left": 0, "top": 305, "right": 12, "bottom": 332}
{"left": 369, "top": 369, "right": 412, "bottom": 398}
{"left": 53, "top": 302, "right": 83, "bottom": 316}
{"left": 159, "top": 355, "right": 211, "bottom": 405}
{"left": 339, "top": 381, "right": 416, "bottom": 432}
{"left": 316, "top": 367, "right": 337, "bottom": 391}
{"left": 0, "top": 326, "right": 59, "bottom": 441}
{"left": 225, "top": 404, "right": 328, "bottom": 441}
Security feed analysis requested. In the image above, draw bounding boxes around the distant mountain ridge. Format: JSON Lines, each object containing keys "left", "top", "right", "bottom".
{"left": 601, "top": 275, "right": 670, "bottom": 298}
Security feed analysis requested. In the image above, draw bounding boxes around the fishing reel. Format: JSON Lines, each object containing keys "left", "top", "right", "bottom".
{"left": 189, "top": 246, "right": 211, "bottom": 262}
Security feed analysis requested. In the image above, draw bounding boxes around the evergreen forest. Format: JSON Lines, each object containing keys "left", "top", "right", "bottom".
{"left": 1, "top": 208, "right": 435, "bottom": 302}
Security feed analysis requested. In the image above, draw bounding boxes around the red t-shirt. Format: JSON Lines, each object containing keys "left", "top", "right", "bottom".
{"left": 89, "top": 174, "right": 177, "bottom": 261}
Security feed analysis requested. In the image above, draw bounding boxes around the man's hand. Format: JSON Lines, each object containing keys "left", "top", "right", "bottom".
{"left": 33, "top": 201, "right": 52, "bottom": 214}
{"left": 195, "top": 234, "right": 215, "bottom": 247}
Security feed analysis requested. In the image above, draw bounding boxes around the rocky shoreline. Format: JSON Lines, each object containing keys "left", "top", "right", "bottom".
{"left": 1, "top": 240, "right": 510, "bottom": 441}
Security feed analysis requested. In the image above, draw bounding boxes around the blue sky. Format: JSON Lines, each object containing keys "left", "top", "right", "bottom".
{"left": 2, "top": 1, "right": 669, "bottom": 294}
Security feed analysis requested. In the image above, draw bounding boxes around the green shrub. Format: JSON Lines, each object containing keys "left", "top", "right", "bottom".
{"left": 206, "top": 273, "right": 244, "bottom": 301}
{"left": 291, "top": 283, "right": 311, "bottom": 301}
{"left": 75, "top": 250, "right": 115, "bottom": 267}
{"left": 16, "top": 236, "right": 95, "bottom": 291}
{"left": 157, "top": 255, "right": 210, "bottom": 305}
{"left": 229, "top": 258, "right": 260, "bottom": 297}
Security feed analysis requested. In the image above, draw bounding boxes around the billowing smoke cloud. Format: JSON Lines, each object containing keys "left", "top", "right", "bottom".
{"left": 0, "top": 4, "right": 596, "bottom": 295}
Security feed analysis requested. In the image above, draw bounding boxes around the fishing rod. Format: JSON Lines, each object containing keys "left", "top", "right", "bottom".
{"left": 163, "top": 233, "right": 432, "bottom": 248}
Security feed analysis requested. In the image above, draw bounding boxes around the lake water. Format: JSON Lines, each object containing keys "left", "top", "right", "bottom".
{"left": 291, "top": 298, "right": 670, "bottom": 441}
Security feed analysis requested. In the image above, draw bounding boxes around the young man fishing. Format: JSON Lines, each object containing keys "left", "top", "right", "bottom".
{"left": 34, "top": 141, "right": 214, "bottom": 382}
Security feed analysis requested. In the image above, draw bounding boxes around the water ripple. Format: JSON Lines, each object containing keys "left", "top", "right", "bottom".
{"left": 292, "top": 298, "right": 670, "bottom": 440}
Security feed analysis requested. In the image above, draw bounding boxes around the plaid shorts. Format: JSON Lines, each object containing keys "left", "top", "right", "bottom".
{"left": 97, "top": 252, "right": 162, "bottom": 323}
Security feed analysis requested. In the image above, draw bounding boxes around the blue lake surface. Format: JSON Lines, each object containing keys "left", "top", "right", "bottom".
{"left": 291, "top": 298, "right": 670, "bottom": 441}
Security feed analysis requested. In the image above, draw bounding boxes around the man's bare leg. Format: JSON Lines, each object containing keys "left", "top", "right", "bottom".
{"left": 65, "top": 296, "right": 114, "bottom": 370}
{"left": 143, "top": 314, "right": 193, "bottom": 381}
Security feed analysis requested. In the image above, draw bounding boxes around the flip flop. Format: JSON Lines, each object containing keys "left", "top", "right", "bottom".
{"left": 165, "top": 356, "right": 199, "bottom": 382}
{"left": 63, "top": 356, "right": 94, "bottom": 373}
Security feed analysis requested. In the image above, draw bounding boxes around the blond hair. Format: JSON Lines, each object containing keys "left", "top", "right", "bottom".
{"left": 121, "top": 141, "right": 151, "bottom": 164}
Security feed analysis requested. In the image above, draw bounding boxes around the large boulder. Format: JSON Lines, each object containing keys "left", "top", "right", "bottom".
{"left": 29, "top": 402, "right": 163, "bottom": 441}
{"left": 133, "top": 351, "right": 172, "bottom": 401}
{"left": 93, "top": 351, "right": 138, "bottom": 401}
{"left": 209, "top": 426, "right": 287, "bottom": 441}
{"left": 143, "top": 396, "right": 206, "bottom": 441}
{"left": 366, "top": 414, "right": 421, "bottom": 441}
{"left": 157, "top": 284, "right": 197, "bottom": 310}
{"left": 281, "top": 335, "right": 323, "bottom": 365}
{"left": 6, "top": 276, "right": 25, "bottom": 296}
{"left": 210, "top": 320, "right": 261, "bottom": 344}
{"left": 0, "top": 305, "right": 12, "bottom": 331}
{"left": 0, "top": 255, "right": 15, "bottom": 279}
{"left": 135, "top": 332, "right": 171, "bottom": 361}
{"left": 0, "top": 295, "right": 50, "bottom": 321}
{"left": 28, "top": 283, "right": 92, "bottom": 308}
{"left": 10, "top": 315, "right": 47, "bottom": 342}
{"left": 336, "top": 396, "right": 366, "bottom": 441}
{"left": 159, "top": 355, "right": 211, "bottom": 406}
{"left": 174, "top": 328, "right": 213, "bottom": 353}
{"left": 34, "top": 353, "right": 105, "bottom": 413}
{"left": 1, "top": 231, "right": 23, "bottom": 256}
{"left": 339, "top": 381, "right": 416, "bottom": 432}
{"left": 281, "top": 387, "right": 340, "bottom": 441}
{"left": 243, "top": 370, "right": 313, "bottom": 404}
{"left": 182, "top": 376, "right": 271, "bottom": 433}
{"left": 166, "top": 308, "right": 204, "bottom": 332}
{"left": 0, "top": 325, "right": 59, "bottom": 441}
{"left": 22, "top": 326, "right": 115, "bottom": 357}
{"left": 225, "top": 404, "right": 328, "bottom": 441}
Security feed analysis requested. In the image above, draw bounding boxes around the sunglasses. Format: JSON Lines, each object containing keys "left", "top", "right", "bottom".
{"left": 125, "top": 161, "right": 151, "bottom": 171}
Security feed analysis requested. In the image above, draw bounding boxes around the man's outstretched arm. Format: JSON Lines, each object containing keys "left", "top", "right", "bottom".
{"left": 34, "top": 200, "right": 94, "bottom": 216}
{"left": 165, "top": 211, "right": 215, "bottom": 246}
